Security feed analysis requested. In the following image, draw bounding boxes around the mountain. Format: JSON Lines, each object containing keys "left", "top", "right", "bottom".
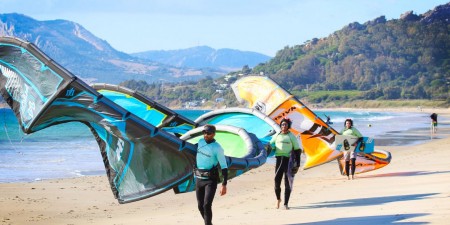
{"left": 132, "top": 46, "right": 271, "bottom": 72}
{"left": 251, "top": 3, "right": 450, "bottom": 101}
{"left": 0, "top": 13, "right": 269, "bottom": 84}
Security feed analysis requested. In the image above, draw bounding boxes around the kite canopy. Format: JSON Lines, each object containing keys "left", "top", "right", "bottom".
{"left": 0, "top": 37, "right": 197, "bottom": 203}
{"left": 195, "top": 107, "right": 281, "bottom": 144}
{"left": 232, "top": 75, "right": 391, "bottom": 174}
{"left": 91, "top": 83, "right": 196, "bottom": 136}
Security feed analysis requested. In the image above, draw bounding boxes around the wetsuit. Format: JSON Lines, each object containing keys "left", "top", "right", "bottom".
{"left": 340, "top": 127, "right": 363, "bottom": 177}
{"left": 195, "top": 138, "right": 228, "bottom": 225}
{"left": 270, "top": 132, "right": 301, "bottom": 207}
{"left": 431, "top": 113, "right": 438, "bottom": 132}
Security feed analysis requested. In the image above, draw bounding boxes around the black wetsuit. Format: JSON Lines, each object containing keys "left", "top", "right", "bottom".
{"left": 274, "top": 150, "right": 300, "bottom": 207}
{"left": 275, "top": 156, "right": 291, "bottom": 205}
{"left": 196, "top": 174, "right": 225, "bottom": 225}
{"left": 195, "top": 138, "right": 228, "bottom": 225}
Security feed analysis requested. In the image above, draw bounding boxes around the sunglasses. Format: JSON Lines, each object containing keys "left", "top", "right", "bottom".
{"left": 281, "top": 123, "right": 288, "bottom": 127}
{"left": 202, "top": 131, "right": 214, "bottom": 135}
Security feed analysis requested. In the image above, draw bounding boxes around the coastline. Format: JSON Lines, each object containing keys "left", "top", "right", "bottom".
{"left": 1, "top": 112, "right": 449, "bottom": 224}
{"left": 315, "top": 107, "right": 450, "bottom": 114}
{"left": 2, "top": 101, "right": 449, "bottom": 113}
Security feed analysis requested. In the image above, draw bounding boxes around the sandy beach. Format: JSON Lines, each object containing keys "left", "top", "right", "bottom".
{"left": 1, "top": 109, "right": 450, "bottom": 225}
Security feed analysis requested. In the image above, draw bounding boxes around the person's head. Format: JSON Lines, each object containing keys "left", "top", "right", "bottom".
{"left": 280, "top": 118, "right": 292, "bottom": 133}
{"left": 202, "top": 124, "right": 216, "bottom": 141}
{"left": 344, "top": 118, "right": 353, "bottom": 128}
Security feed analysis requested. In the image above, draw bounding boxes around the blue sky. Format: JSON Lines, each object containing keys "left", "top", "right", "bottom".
{"left": 2, "top": 0, "right": 448, "bottom": 56}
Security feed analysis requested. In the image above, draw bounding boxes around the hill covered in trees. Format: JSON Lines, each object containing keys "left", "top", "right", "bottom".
{"left": 253, "top": 4, "right": 449, "bottom": 102}
{"left": 121, "top": 3, "right": 450, "bottom": 108}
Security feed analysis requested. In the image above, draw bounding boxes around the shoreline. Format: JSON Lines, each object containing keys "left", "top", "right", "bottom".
{"left": 2, "top": 103, "right": 450, "bottom": 112}
{"left": 314, "top": 106, "right": 450, "bottom": 114}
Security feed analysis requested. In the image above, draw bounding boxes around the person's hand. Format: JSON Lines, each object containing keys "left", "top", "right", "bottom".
{"left": 291, "top": 166, "right": 299, "bottom": 175}
{"left": 219, "top": 185, "right": 227, "bottom": 196}
{"left": 265, "top": 144, "right": 272, "bottom": 154}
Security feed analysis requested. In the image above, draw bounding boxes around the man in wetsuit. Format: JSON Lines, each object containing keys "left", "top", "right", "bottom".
{"left": 195, "top": 124, "right": 228, "bottom": 225}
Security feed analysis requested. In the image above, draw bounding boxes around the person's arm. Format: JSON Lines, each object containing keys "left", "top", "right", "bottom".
{"left": 350, "top": 128, "right": 364, "bottom": 147}
{"left": 352, "top": 127, "right": 363, "bottom": 138}
{"left": 219, "top": 168, "right": 228, "bottom": 196}
{"left": 269, "top": 134, "right": 276, "bottom": 149}
{"left": 290, "top": 133, "right": 301, "bottom": 151}
{"left": 290, "top": 132, "right": 302, "bottom": 167}
{"left": 294, "top": 150, "right": 300, "bottom": 167}
{"left": 216, "top": 143, "right": 228, "bottom": 195}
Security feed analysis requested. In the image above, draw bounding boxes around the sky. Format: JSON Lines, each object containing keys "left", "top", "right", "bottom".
{"left": 2, "top": 0, "right": 449, "bottom": 56}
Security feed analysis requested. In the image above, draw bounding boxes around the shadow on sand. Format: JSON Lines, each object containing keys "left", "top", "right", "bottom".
{"left": 360, "top": 170, "right": 450, "bottom": 178}
{"left": 287, "top": 194, "right": 436, "bottom": 224}
{"left": 293, "top": 193, "right": 438, "bottom": 209}
{"left": 286, "top": 213, "right": 429, "bottom": 225}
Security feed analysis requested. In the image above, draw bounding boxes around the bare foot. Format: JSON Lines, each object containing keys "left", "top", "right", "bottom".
{"left": 347, "top": 176, "right": 350, "bottom": 180}
{"left": 276, "top": 199, "right": 281, "bottom": 209}
{"left": 352, "top": 175, "right": 355, "bottom": 180}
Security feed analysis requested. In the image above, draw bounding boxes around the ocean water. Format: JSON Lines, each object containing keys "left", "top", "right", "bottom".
{"left": 0, "top": 108, "right": 444, "bottom": 183}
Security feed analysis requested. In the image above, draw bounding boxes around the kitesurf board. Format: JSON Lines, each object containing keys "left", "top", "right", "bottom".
{"left": 338, "top": 149, "right": 391, "bottom": 175}
{"left": 333, "top": 135, "right": 375, "bottom": 154}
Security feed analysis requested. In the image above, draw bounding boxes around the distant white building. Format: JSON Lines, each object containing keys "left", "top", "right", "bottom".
{"left": 224, "top": 74, "right": 237, "bottom": 81}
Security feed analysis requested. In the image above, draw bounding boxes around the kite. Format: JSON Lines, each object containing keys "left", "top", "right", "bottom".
{"left": 0, "top": 37, "right": 275, "bottom": 203}
{"left": 232, "top": 75, "right": 391, "bottom": 174}
{"left": 0, "top": 37, "right": 200, "bottom": 203}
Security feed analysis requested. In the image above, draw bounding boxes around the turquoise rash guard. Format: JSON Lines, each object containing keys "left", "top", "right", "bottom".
{"left": 196, "top": 138, "right": 229, "bottom": 186}
{"left": 196, "top": 138, "right": 228, "bottom": 170}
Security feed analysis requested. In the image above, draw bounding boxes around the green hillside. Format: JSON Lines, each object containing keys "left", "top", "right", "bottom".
{"left": 118, "top": 4, "right": 450, "bottom": 109}
{"left": 253, "top": 12, "right": 449, "bottom": 102}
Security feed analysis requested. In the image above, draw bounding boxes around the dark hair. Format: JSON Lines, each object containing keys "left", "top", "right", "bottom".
{"left": 280, "top": 118, "right": 292, "bottom": 129}
{"left": 344, "top": 118, "right": 353, "bottom": 127}
{"left": 202, "top": 124, "right": 216, "bottom": 134}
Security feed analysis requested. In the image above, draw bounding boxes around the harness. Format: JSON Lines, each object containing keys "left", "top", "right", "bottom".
{"left": 194, "top": 165, "right": 219, "bottom": 179}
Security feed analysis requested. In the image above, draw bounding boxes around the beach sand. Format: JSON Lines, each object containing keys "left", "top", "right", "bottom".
{"left": 1, "top": 110, "right": 450, "bottom": 225}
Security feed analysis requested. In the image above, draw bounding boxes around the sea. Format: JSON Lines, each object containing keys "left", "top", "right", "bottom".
{"left": 0, "top": 108, "right": 446, "bottom": 183}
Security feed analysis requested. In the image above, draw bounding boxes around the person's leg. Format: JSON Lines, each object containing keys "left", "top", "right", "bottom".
{"left": 351, "top": 158, "right": 356, "bottom": 179}
{"left": 283, "top": 171, "right": 292, "bottom": 209}
{"left": 196, "top": 179, "right": 206, "bottom": 219}
{"left": 274, "top": 157, "right": 283, "bottom": 208}
{"left": 345, "top": 160, "right": 350, "bottom": 180}
{"left": 202, "top": 180, "right": 218, "bottom": 225}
